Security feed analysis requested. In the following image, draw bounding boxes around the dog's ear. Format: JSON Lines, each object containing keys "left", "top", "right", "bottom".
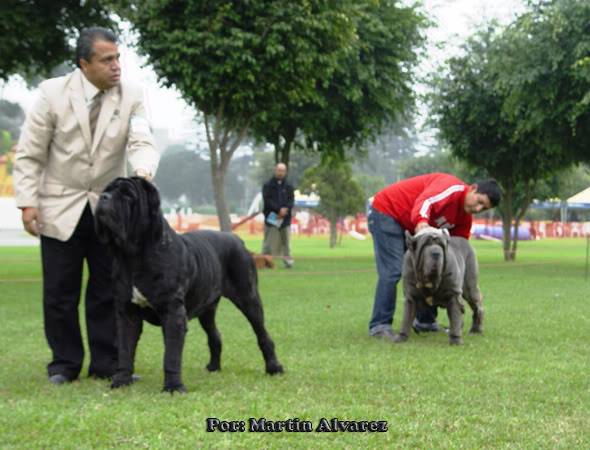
{"left": 405, "top": 230, "right": 415, "bottom": 251}
{"left": 137, "top": 177, "right": 163, "bottom": 241}
{"left": 441, "top": 228, "right": 450, "bottom": 247}
{"left": 94, "top": 214, "right": 110, "bottom": 245}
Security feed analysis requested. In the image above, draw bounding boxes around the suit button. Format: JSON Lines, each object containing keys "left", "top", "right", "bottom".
{"left": 89, "top": 162, "right": 94, "bottom": 167}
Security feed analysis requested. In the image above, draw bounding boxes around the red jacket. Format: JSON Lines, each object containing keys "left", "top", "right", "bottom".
{"left": 372, "top": 173, "right": 472, "bottom": 238}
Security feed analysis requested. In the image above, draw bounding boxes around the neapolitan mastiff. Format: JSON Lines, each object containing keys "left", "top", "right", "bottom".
{"left": 95, "top": 177, "right": 283, "bottom": 393}
{"left": 393, "top": 227, "right": 484, "bottom": 345}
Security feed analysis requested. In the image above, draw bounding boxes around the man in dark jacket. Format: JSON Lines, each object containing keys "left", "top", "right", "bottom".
{"left": 262, "top": 163, "right": 295, "bottom": 268}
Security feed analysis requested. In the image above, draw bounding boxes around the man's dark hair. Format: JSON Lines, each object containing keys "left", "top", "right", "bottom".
{"left": 476, "top": 179, "right": 502, "bottom": 207}
{"left": 75, "top": 27, "right": 118, "bottom": 68}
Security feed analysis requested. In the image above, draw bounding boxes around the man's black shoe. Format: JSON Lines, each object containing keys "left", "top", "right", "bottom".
{"left": 48, "top": 374, "right": 70, "bottom": 385}
{"left": 89, "top": 373, "right": 141, "bottom": 383}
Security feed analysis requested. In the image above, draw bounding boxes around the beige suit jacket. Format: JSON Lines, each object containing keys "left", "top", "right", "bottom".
{"left": 13, "top": 69, "right": 160, "bottom": 241}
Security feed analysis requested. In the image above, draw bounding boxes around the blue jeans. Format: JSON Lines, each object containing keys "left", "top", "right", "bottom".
{"left": 368, "top": 210, "right": 406, "bottom": 334}
{"left": 368, "top": 210, "right": 438, "bottom": 333}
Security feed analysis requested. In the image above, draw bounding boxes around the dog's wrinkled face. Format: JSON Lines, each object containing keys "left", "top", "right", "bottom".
{"left": 95, "top": 177, "right": 163, "bottom": 253}
{"left": 406, "top": 228, "right": 449, "bottom": 288}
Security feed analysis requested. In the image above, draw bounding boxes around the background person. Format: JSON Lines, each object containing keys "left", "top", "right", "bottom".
{"left": 367, "top": 173, "right": 501, "bottom": 340}
{"left": 13, "top": 27, "right": 160, "bottom": 384}
{"left": 262, "top": 163, "right": 295, "bottom": 268}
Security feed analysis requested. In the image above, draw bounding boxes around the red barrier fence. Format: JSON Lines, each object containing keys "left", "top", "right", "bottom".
{"left": 166, "top": 211, "right": 590, "bottom": 239}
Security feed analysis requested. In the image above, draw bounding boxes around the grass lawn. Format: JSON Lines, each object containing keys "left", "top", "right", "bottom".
{"left": 0, "top": 236, "right": 589, "bottom": 449}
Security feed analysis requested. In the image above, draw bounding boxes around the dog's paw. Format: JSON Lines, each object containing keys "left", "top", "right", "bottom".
{"left": 206, "top": 362, "right": 221, "bottom": 372}
{"left": 162, "top": 383, "right": 187, "bottom": 394}
{"left": 392, "top": 333, "right": 409, "bottom": 343}
{"left": 266, "top": 361, "right": 284, "bottom": 375}
{"left": 111, "top": 372, "right": 133, "bottom": 389}
{"left": 449, "top": 336, "right": 464, "bottom": 345}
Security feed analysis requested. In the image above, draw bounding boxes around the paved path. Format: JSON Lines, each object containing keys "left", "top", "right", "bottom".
{"left": 0, "top": 229, "right": 39, "bottom": 246}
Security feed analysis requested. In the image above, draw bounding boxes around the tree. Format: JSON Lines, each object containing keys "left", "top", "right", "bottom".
{"left": 0, "top": 1, "right": 115, "bottom": 81}
{"left": 429, "top": 21, "right": 588, "bottom": 261}
{"left": 115, "top": 0, "right": 358, "bottom": 231}
{"left": 496, "top": 0, "right": 590, "bottom": 167}
{"left": 0, "top": 100, "right": 25, "bottom": 141}
{"left": 299, "top": 158, "right": 365, "bottom": 248}
{"left": 251, "top": 0, "right": 428, "bottom": 166}
{"left": 435, "top": 0, "right": 590, "bottom": 259}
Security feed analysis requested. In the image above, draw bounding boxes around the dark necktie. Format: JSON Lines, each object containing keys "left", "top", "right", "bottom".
{"left": 89, "top": 90, "right": 104, "bottom": 139}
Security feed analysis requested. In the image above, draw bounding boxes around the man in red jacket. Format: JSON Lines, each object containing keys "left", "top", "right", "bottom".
{"left": 368, "top": 173, "right": 501, "bottom": 340}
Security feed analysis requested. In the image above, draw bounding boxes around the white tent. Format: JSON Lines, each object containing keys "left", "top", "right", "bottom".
{"left": 567, "top": 186, "right": 590, "bottom": 206}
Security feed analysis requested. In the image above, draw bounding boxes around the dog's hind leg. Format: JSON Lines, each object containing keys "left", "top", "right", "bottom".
{"left": 464, "top": 288, "right": 484, "bottom": 334}
{"left": 229, "top": 293, "right": 284, "bottom": 375}
{"left": 463, "top": 252, "right": 484, "bottom": 334}
{"left": 198, "top": 301, "right": 222, "bottom": 372}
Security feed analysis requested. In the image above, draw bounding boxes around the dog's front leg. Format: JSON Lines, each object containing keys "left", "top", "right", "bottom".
{"left": 160, "top": 299, "right": 188, "bottom": 393}
{"left": 447, "top": 296, "right": 464, "bottom": 345}
{"left": 111, "top": 264, "right": 143, "bottom": 388}
{"left": 393, "top": 298, "right": 416, "bottom": 343}
{"left": 112, "top": 302, "right": 143, "bottom": 388}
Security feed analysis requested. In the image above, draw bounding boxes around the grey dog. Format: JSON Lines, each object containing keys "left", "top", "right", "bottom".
{"left": 393, "top": 227, "right": 484, "bottom": 345}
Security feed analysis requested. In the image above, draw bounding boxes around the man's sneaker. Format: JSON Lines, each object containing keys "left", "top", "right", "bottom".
{"left": 283, "top": 258, "right": 294, "bottom": 269}
{"left": 412, "top": 319, "right": 447, "bottom": 334}
{"left": 370, "top": 328, "right": 396, "bottom": 342}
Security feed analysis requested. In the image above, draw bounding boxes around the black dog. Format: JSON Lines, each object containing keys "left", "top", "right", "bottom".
{"left": 95, "top": 177, "right": 283, "bottom": 393}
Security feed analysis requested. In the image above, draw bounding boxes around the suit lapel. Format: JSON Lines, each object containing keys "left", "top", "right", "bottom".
{"left": 91, "top": 87, "right": 119, "bottom": 154}
{"left": 69, "top": 73, "right": 92, "bottom": 151}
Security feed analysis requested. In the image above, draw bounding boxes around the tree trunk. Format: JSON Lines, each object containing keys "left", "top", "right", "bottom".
{"left": 500, "top": 183, "right": 515, "bottom": 261}
{"left": 204, "top": 111, "right": 250, "bottom": 232}
{"left": 329, "top": 216, "right": 338, "bottom": 248}
{"left": 510, "top": 180, "right": 533, "bottom": 260}
{"left": 273, "top": 125, "right": 297, "bottom": 166}
{"left": 211, "top": 167, "right": 232, "bottom": 231}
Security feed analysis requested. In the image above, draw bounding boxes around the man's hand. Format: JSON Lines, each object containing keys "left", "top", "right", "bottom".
{"left": 21, "top": 207, "right": 41, "bottom": 237}
{"left": 414, "top": 221, "right": 429, "bottom": 233}
{"left": 134, "top": 168, "right": 153, "bottom": 182}
{"left": 278, "top": 207, "right": 288, "bottom": 218}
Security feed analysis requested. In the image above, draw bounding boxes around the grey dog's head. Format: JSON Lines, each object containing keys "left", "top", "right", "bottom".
{"left": 406, "top": 227, "right": 449, "bottom": 289}
{"left": 95, "top": 177, "right": 163, "bottom": 254}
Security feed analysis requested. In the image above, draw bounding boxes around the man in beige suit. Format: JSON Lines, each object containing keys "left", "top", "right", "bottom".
{"left": 13, "top": 27, "right": 160, "bottom": 385}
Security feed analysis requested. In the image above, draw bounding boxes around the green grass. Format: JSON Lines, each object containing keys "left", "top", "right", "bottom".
{"left": 1, "top": 236, "right": 589, "bottom": 449}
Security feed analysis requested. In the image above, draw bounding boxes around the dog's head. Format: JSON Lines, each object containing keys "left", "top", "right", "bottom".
{"left": 406, "top": 227, "right": 449, "bottom": 290}
{"left": 95, "top": 177, "right": 163, "bottom": 254}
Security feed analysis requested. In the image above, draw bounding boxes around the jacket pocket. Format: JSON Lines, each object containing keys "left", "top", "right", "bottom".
{"left": 39, "top": 183, "right": 66, "bottom": 197}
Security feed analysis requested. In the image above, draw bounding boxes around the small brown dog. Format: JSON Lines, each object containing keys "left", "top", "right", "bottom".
{"left": 251, "top": 253, "right": 275, "bottom": 269}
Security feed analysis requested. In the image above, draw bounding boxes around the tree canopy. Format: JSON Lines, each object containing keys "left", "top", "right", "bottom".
{"left": 0, "top": 0, "right": 115, "bottom": 81}
{"left": 251, "top": 0, "right": 428, "bottom": 164}
{"left": 430, "top": 0, "right": 590, "bottom": 260}
{"left": 114, "top": 0, "right": 366, "bottom": 230}
{"left": 299, "top": 158, "right": 365, "bottom": 247}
